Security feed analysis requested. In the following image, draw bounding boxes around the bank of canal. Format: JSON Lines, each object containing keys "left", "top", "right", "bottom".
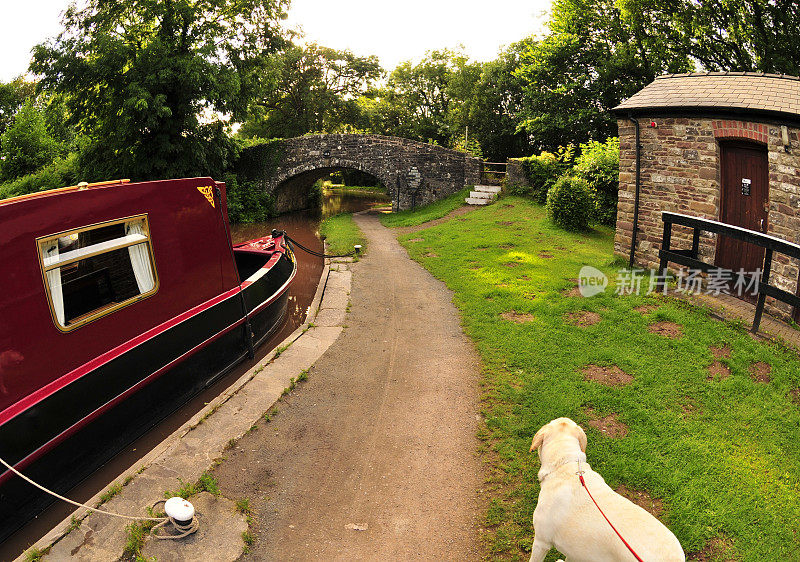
{"left": 0, "top": 187, "right": 387, "bottom": 561}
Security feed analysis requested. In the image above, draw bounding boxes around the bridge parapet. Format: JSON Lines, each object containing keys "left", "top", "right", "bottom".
{"left": 238, "top": 134, "right": 481, "bottom": 212}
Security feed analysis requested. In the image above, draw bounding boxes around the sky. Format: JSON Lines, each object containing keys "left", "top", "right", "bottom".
{"left": 0, "top": 0, "right": 551, "bottom": 82}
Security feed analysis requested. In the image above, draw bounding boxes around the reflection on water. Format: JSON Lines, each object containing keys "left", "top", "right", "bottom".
{"left": 321, "top": 188, "right": 389, "bottom": 218}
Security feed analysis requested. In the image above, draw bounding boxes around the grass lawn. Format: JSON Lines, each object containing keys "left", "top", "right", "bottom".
{"left": 319, "top": 213, "right": 367, "bottom": 258}
{"left": 379, "top": 187, "right": 471, "bottom": 228}
{"left": 393, "top": 196, "right": 800, "bottom": 561}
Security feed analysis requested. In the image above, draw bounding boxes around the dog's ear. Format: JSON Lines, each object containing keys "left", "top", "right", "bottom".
{"left": 530, "top": 426, "right": 546, "bottom": 452}
{"left": 576, "top": 425, "right": 587, "bottom": 452}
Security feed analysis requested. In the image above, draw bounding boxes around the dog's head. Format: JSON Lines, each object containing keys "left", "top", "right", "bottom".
{"left": 530, "top": 417, "right": 587, "bottom": 456}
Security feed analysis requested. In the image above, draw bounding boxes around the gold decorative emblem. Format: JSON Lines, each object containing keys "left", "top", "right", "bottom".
{"left": 197, "top": 185, "right": 215, "bottom": 207}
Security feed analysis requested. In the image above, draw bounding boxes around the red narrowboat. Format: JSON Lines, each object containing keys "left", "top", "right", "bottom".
{"left": 0, "top": 177, "right": 296, "bottom": 540}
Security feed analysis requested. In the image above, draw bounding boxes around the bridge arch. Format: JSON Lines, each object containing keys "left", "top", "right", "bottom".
{"left": 236, "top": 134, "right": 481, "bottom": 213}
{"left": 269, "top": 158, "right": 394, "bottom": 212}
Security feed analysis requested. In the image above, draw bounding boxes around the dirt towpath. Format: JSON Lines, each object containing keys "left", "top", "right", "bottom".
{"left": 214, "top": 211, "right": 485, "bottom": 560}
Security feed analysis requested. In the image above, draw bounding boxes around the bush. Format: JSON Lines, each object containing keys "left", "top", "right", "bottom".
{"left": 546, "top": 175, "right": 592, "bottom": 231}
{"left": 0, "top": 101, "right": 61, "bottom": 181}
{"left": 451, "top": 134, "right": 483, "bottom": 159}
{"left": 509, "top": 146, "right": 573, "bottom": 203}
{"left": 0, "top": 152, "right": 79, "bottom": 200}
{"left": 234, "top": 137, "right": 284, "bottom": 182}
{"left": 223, "top": 172, "right": 276, "bottom": 224}
{"left": 572, "top": 137, "right": 619, "bottom": 226}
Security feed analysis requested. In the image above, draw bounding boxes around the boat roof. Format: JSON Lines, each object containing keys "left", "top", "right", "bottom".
{"left": 0, "top": 179, "right": 131, "bottom": 207}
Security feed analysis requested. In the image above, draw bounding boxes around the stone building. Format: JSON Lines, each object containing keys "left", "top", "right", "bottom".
{"left": 612, "top": 72, "right": 800, "bottom": 319}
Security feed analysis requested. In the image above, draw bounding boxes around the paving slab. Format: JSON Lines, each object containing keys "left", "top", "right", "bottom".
{"left": 142, "top": 493, "right": 248, "bottom": 562}
{"left": 22, "top": 256, "right": 346, "bottom": 561}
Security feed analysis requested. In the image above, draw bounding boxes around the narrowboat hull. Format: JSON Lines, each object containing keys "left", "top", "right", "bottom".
{"left": 0, "top": 178, "right": 297, "bottom": 543}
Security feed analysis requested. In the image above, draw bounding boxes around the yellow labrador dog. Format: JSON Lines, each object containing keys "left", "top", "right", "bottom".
{"left": 529, "top": 418, "right": 684, "bottom": 562}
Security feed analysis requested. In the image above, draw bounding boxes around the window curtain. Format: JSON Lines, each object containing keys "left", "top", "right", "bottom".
{"left": 125, "top": 220, "right": 155, "bottom": 293}
{"left": 43, "top": 242, "right": 65, "bottom": 325}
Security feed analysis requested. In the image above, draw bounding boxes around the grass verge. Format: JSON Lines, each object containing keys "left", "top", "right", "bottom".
{"left": 397, "top": 196, "right": 800, "bottom": 561}
{"left": 379, "top": 187, "right": 471, "bottom": 228}
{"left": 319, "top": 213, "right": 367, "bottom": 257}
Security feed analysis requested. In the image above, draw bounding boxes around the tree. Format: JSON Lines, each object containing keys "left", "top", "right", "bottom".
{"left": 515, "top": 0, "right": 691, "bottom": 152}
{"left": 30, "top": 0, "right": 289, "bottom": 181}
{"left": 240, "top": 43, "right": 383, "bottom": 139}
{"left": 0, "top": 78, "right": 36, "bottom": 137}
{"left": 364, "top": 49, "right": 471, "bottom": 146}
{"left": 458, "top": 39, "right": 534, "bottom": 161}
{"left": 0, "top": 100, "right": 60, "bottom": 181}
{"left": 622, "top": 0, "right": 800, "bottom": 75}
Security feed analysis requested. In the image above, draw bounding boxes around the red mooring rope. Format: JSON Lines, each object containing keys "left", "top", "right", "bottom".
{"left": 578, "top": 471, "right": 645, "bottom": 562}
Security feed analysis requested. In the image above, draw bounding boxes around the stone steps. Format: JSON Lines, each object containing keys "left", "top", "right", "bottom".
{"left": 469, "top": 191, "right": 493, "bottom": 200}
{"left": 465, "top": 184, "right": 501, "bottom": 205}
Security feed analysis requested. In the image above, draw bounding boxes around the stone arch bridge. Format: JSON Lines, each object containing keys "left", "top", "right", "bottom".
{"left": 236, "top": 134, "right": 482, "bottom": 212}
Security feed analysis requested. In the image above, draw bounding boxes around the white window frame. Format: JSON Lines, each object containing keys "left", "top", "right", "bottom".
{"left": 36, "top": 214, "right": 159, "bottom": 332}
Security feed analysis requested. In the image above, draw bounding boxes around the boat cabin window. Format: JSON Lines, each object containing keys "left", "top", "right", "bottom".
{"left": 37, "top": 215, "right": 158, "bottom": 331}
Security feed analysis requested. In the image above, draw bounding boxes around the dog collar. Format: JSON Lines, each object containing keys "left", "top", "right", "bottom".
{"left": 538, "top": 458, "right": 584, "bottom": 483}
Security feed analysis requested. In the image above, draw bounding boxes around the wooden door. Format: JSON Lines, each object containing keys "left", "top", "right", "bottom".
{"left": 715, "top": 142, "right": 769, "bottom": 278}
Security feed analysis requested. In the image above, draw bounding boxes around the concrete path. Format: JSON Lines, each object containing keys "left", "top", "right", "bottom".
{"left": 214, "top": 212, "right": 485, "bottom": 560}
{"left": 29, "top": 258, "right": 347, "bottom": 561}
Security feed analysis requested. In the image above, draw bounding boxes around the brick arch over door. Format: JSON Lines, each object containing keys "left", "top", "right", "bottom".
{"left": 238, "top": 134, "right": 481, "bottom": 213}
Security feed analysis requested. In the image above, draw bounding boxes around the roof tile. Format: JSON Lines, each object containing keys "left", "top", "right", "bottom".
{"left": 614, "top": 73, "right": 800, "bottom": 117}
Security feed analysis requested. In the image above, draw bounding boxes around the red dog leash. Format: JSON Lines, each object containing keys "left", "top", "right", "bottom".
{"left": 577, "top": 460, "right": 645, "bottom": 562}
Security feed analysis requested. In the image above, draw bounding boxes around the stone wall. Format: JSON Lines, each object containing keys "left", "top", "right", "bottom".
{"left": 616, "top": 115, "right": 800, "bottom": 317}
{"left": 245, "top": 134, "right": 481, "bottom": 213}
{"left": 506, "top": 158, "right": 531, "bottom": 189}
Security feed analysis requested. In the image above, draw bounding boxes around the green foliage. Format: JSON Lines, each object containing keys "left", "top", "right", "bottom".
{"left": 546, "top": 175, "right": 592, "bottom": 231}
{"left": 98, "top": 481, "right": 123, "bottom": 505}
{"left": 450, "top": 134, "right": 483, "bottom": 158}
{"left": 514, "top": 0, "right": 800, "bottom": 155}
{"left": 224, "top": 137, "right": 281, "bottom": 223}
{"left": 242, "top": 529, "right": 255, "bottom": 553}
{"left": 367, "top": 49, "right": 464, "bottom": 145}
{"left": 515, "top": 0, "right": 691, "bottom": 152}
{"left": 0, "top": 101, "right": 61, "bottom": 181}
{"left": 164, "top": 471, "right": 220, "bottom": 500}
{"left": 223, "top": 172, "right": 276, "bottom": 224}
{"left": 0, "top": 152, "right": 80, "bottom": 200}
{"left": 124, "top": 520, "right": 157, "bottom": 558}
{"left": 241, "top": 43, "right": 382, "bottom": 139}
{"left": 234, "top": 137, "right": 283, "bottom": 179}
{"left": 461, "top": 39, "right": 534, "bottom": 161}
{"left": 22, "top": 547, "right": 50, "bottom": 562}
{"left": 621, "top": 0, "right": 800, "bottom": 75}
{"left": 361, "top": 48, "right": 492, "bottom": 154}
{"left": 509, "top": 149, "right": 570, "bottom": 204}
{"left": 235, "top": 497, "right": 252, "bottom": 514}
{"left": 361, "top": 44, "right": 532, "bottom": 160}
{"left": 197, "top": 471, "right": 221, "bottom": 496}
{"left": 0, "top": 77, "right": 36, "bottom": 136}
{"left": 31, "top": 0, "right": 289, "bottom": 181}
{"left": 572, "top": 137, "right": 619, "bottom": 226}
{"left": 165, "top": 479, "right": 198, "bottom": 500}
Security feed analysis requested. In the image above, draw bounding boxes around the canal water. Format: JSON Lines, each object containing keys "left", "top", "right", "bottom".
{"left": 0, "top": 188, "right": 388, "bottom": 560}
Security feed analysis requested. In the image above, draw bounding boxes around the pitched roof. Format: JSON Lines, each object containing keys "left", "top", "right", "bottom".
{"left": 613, "top": 72, "right": 800, "bottom": 119}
